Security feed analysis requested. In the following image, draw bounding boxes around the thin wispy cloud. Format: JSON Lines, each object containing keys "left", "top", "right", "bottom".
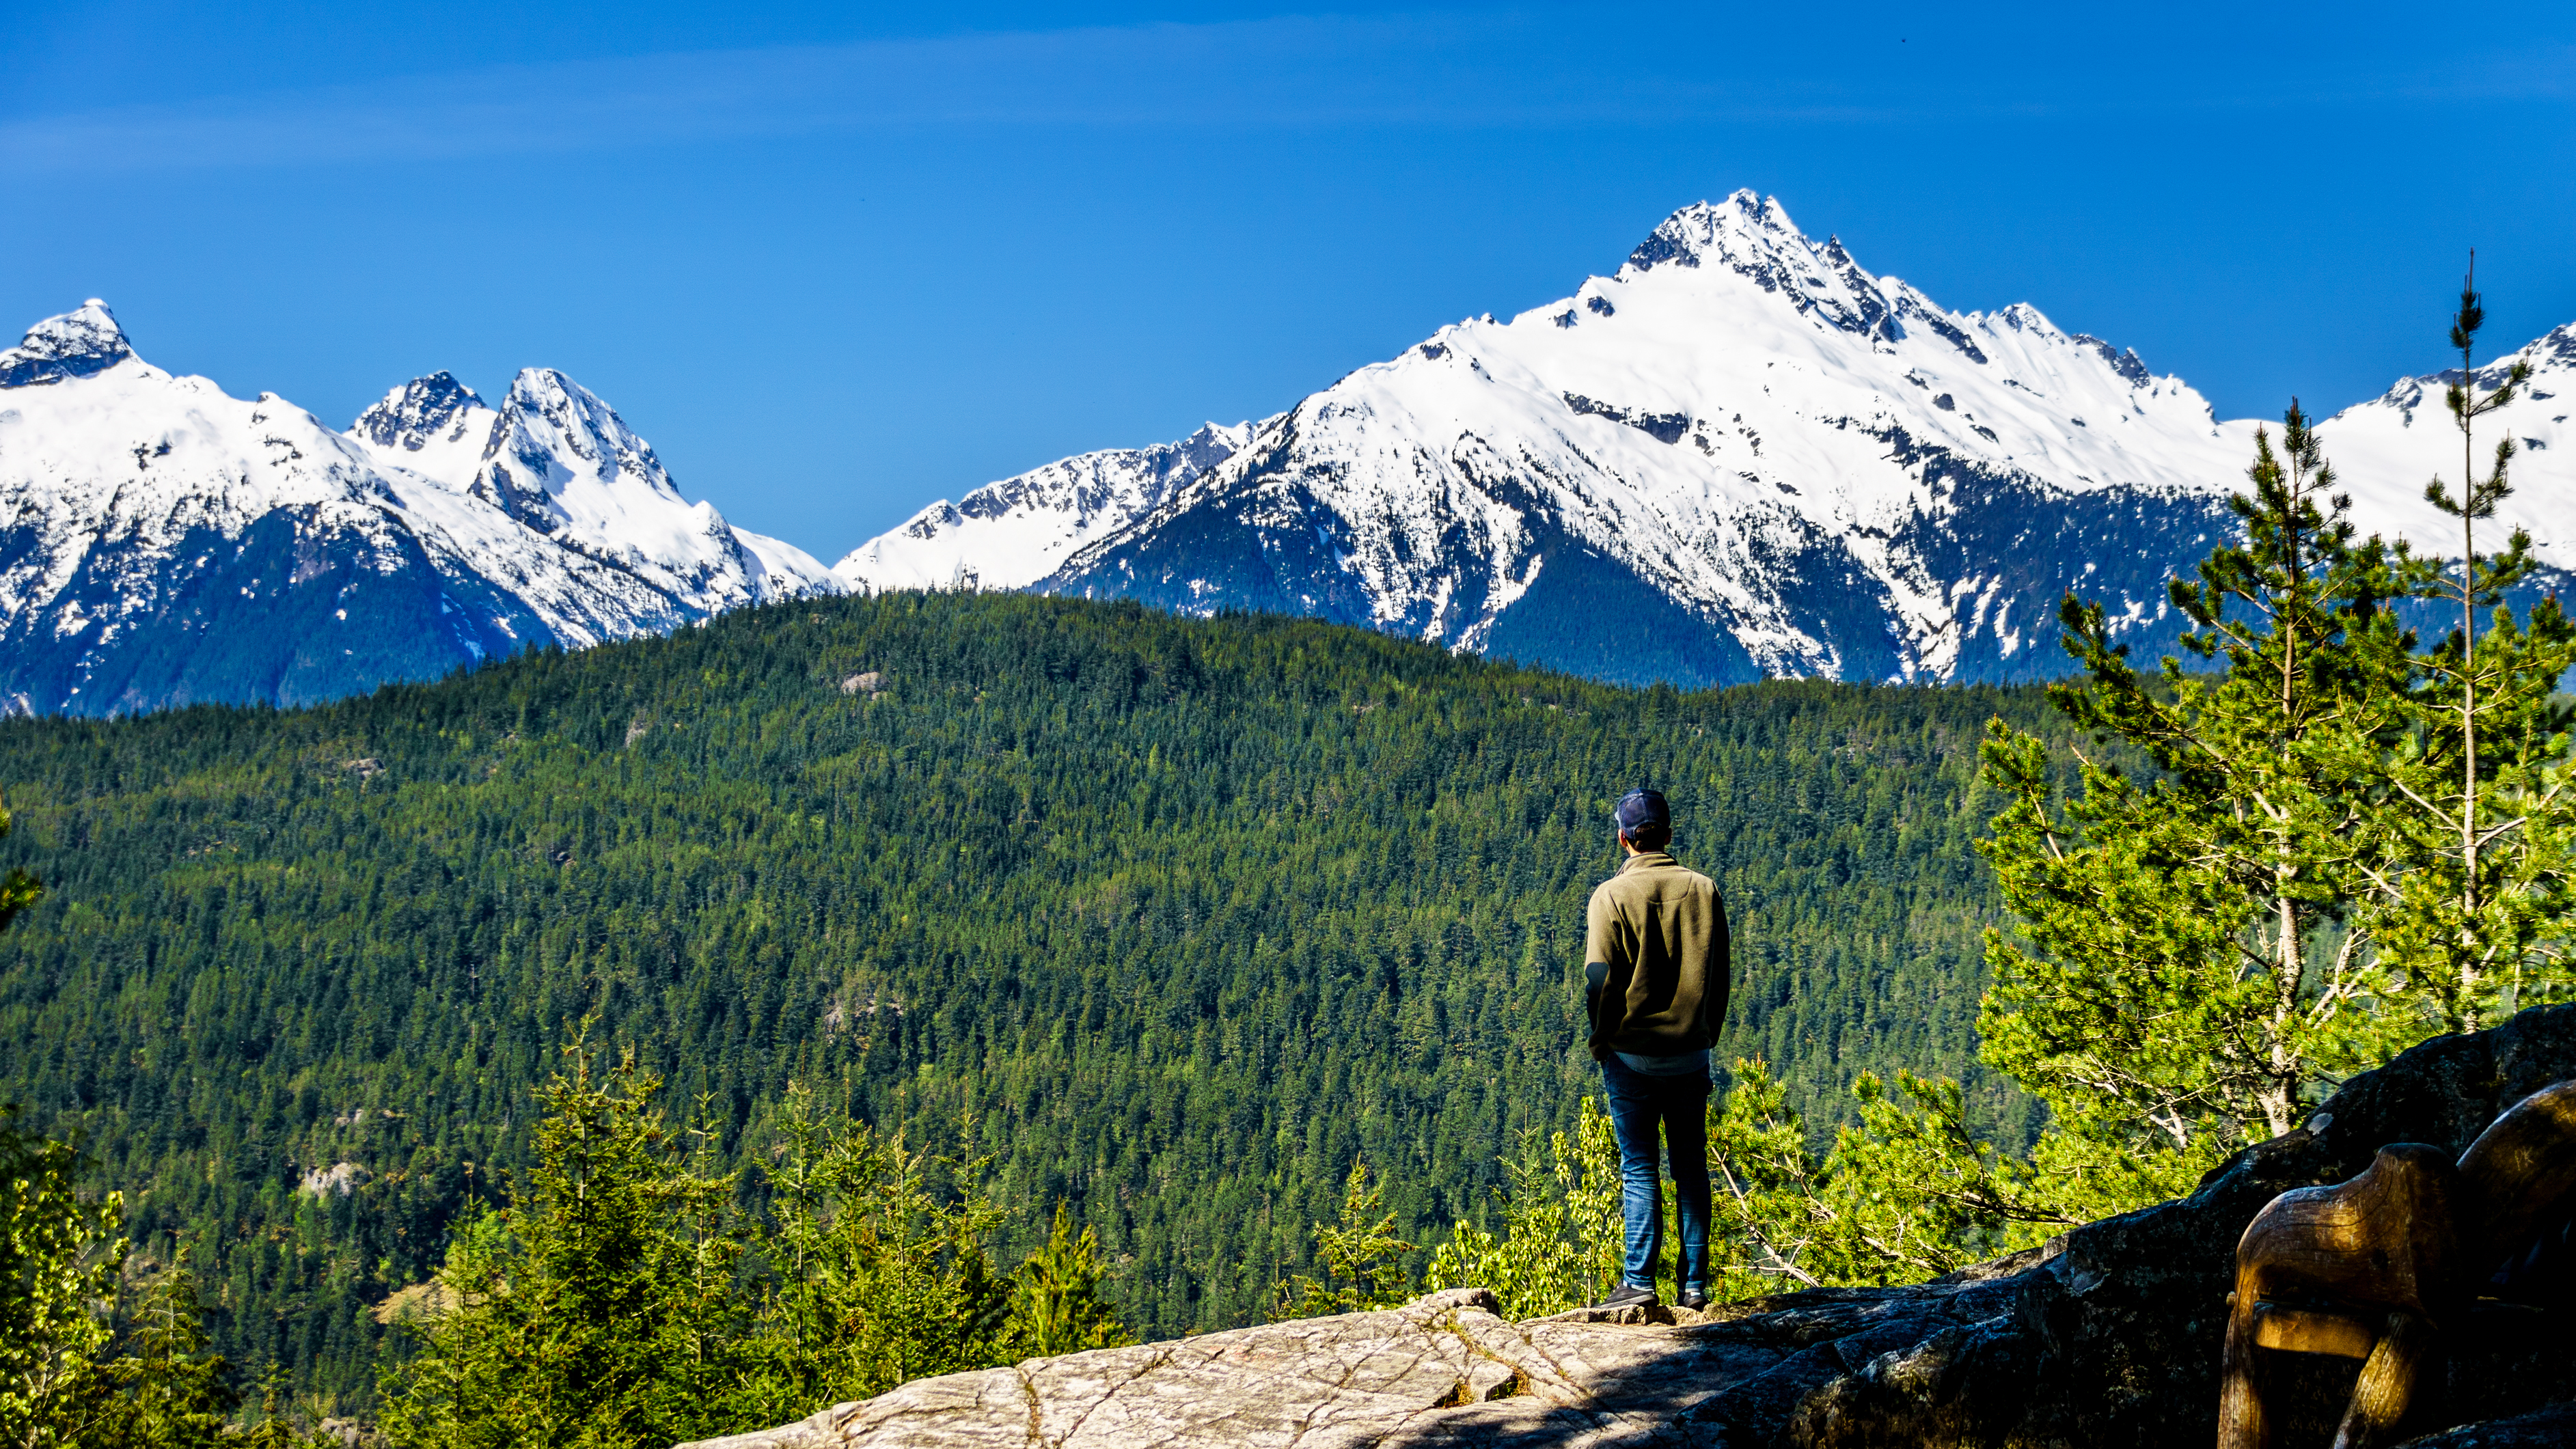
{"left": 4, "top": 12, "right": 2565, "bottom": 176}
{"left": 2409, "top": 43, "right": 2576, "bottom": 101}
{"left": 0, "top": 15, "right": 1778, "bottom": 174}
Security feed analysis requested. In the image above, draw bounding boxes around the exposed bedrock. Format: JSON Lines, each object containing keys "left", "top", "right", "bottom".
{"left": 682, "top": 1006, "right": 2576, "bottom": 1448}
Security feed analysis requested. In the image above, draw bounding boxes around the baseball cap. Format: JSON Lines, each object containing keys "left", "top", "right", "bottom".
{"left": 1615, "top": 789, "right": 1670, "bottom": 833}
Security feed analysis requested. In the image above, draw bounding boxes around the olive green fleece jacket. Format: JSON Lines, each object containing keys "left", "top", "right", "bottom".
{"left": 1584, "top": 850, "right": 1729, "bottom": 1060}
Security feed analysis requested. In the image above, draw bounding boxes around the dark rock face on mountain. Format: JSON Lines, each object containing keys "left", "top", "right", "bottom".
{"left": 350, "top": 371, "right": 486, "bottom": 452}
{"left": 0, "top": 299, "right": 135, "bottom": 387}
{"left": 683, "top": 1008, "right": 2576, "bottom": 1448}
{"left": 0, "top": 506, "right": 550, "bottom": 716}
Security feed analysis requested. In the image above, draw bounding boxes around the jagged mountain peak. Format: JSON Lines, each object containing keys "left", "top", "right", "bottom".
{"left": 1604, "top": 193, "right": 1982, "bottom": 357}
{"left": 507, "top": 365, "right": 609, "bottom": 414}
{"left": 1623, "top": 191, "right": 1803, "bottom": 274}
{"left": 1589, "top": 199, "right": 2163, "bottom": 401}
{"left": 0, "top": 299, "right": 137, "bottom": 389}
{"left": 353, "top": 372, "right": 489, "bottom": 453}
{"left": 1174, "top": 421, "right": 1254, "bottom": 471}
{"left": 495, "top": 368, "right": 670, "bottom": 492}
{"left": 335, "top": 357, "right": 830, "bottom": 616}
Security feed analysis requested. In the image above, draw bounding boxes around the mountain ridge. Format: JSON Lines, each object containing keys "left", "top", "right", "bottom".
{"left": 832, "top": 420, "right": 1257, "bottom": 593}
{"left": 836, "top": 191, "right": 2576, "bottom": 688}
{"left": 0, "top": 302, "right": 836, "bottom": 717}
{"left": 9, "top": 193, "right": 2571, "bottom": 715}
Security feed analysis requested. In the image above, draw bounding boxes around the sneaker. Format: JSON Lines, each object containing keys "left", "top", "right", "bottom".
{"left": 1591, "top": 1282, "right": 1657, "bottom": 1312}
{"left": 1677, "top": 1291, "right": 1710, "bottom": 1311}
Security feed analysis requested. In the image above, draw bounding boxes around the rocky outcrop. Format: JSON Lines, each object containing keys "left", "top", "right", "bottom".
{"left": 685, "top": 1006, "right": 2576, "bottom": 1448}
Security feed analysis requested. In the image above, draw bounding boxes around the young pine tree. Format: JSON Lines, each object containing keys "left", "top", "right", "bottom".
{"left": 1702, "top": 1060, "right": 1835, "bottom": 1295}
{"left": 0, "top": 1114, "right": 122, "bottom": 1449}
{"left": 75, "top": 1252, "right": 237, "bottom": 1449}
{"left": 1274, "top": 1161, "right": 1418, "bottom": 1319}
{"left": 2372, "top": 265, "right": 2576, "bottom": 1036}
{"left": 1419, "top": 1099, "right": 1622, "bottom": 1319}
{"left": 377, "top": 1030, "right": 743, "bottom": 1449}
{"left": 1002, "top": 1203, "right": 1129, "bottom": 1359}
{"left": 722, "top": 1087, "right": 1011, "bottom": 1426}
{"left": 1979, "top": 403, "right": 2412, "bottom": 1183}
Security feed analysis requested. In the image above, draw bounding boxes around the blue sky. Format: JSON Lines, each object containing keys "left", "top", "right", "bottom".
{"left": 5, "top": 3, "right": 2573, "bottom": 561}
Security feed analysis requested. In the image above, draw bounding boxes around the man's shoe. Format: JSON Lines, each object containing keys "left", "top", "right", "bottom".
{"left": 1591, "top": 1282, "right": 1657, "bottom": 1312}
{"left": 1677, "top": 1291, "right": 1710, "bottom": 1311}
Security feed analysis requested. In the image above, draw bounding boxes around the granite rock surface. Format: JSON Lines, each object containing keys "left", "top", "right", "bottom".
{"left": 683, "top": 1006, "right": 2576, "bottom": 1448}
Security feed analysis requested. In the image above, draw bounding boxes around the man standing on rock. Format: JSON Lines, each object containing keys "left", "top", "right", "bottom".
{"left": 1584, "top": 788, "right": 1726, "bottom": 1312}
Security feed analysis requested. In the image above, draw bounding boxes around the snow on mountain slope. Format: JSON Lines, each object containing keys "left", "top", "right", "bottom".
{"left": 830, "top": 191, "right": 2569, "bottom": 688}
{"left": 833, "top": 422, "right": 1254, "bottom": 592}
{"left": 2314, "top": 323, "right": 2576, "bottom": 566}
{"left": 346, "top": 368, "right": 838, "bottom": 635}
{"left": 0, "top": 301, "right": 834, "bottom": 717}
{"left": 1022, "top": 193, "right": 2257, "bottom": 686}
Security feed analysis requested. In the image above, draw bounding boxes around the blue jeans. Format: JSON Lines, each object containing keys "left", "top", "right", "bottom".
{"left": 1599, "top": 1055, "right": 1712, "bottom": 1297}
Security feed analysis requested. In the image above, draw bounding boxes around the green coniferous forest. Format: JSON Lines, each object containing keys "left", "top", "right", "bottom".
{"left": 0, "top": 590, "right": 2074, "bottom": 1411}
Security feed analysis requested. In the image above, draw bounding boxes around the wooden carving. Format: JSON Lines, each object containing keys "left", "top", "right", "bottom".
{"left": 2216, "top": 1081, "right": 2576, "bottom": 1449}
{"left": 2218, "top": 1144, "right": 2458, "bottom": 1449}
{"left": 2458, "top": 1080, "right": 2576, "bottom": 1258}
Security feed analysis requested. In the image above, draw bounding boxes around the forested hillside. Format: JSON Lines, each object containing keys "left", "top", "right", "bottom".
{"left": 0, "top": 592, "right": 2072, "bottom": 1411}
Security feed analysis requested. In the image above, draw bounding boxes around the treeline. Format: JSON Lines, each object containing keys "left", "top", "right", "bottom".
{"left": 0, "top": 589, "right": 2070, "bottom": 1411}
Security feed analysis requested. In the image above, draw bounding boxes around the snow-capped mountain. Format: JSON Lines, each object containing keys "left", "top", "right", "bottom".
{"left": 17, "top": 196, "right": 2564, "bottom": 718}
{"left": 0, "top": 301, "right": 835, "bottom": 717}
{"left": 833, "top": 422, "right": 1255, "bottom": 592}
{"left": 836, "top": 193, "right": 2573, "bottom": 687}
{"left": 345, "top": 366, "right": 832, "bottom": 630}
{"left": 2311, "top": 322, "right": 2576, "bottom": 567}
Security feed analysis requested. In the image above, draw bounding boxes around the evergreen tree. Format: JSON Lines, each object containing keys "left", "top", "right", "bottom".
{"left": 1703, "top": 1062, "right": 2070, "bottom": 1293}
{"left": 1002, "top": 1204, "right": 1129, "bottom": 1359}
{"left": 378, "top": 1029, "right": 741, "bottom": 1449}
{"left": 1274, "top": 1163, "right": 1419, "bottom": 1319}
{"left": 77, "top": 1254, "right": 237, "bottom": 1449}
{"left": 1702, "top": 1059, "right": 1833, "bottom": 1293}
{"left": 2374, "top": 264, "right": 2575, "bottom": 1034}
{"left": 1419, "top": 1100, "right": 1621, "bottom": 1319}
{"left": 1976, "top": 402, "right": 2409, "bottom": 1194}
{"left": 1680, "top": 403, "right": 2435, "bottom": 1281}
{"left": 232, "top": 1369, "right": 312, "bottom": 1449}
{"left": 724, "top": 1089, "right": 1009, "bottom": 1424}
{"left": 0, "top": 1112, "right": 122, "bottom": 1449}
